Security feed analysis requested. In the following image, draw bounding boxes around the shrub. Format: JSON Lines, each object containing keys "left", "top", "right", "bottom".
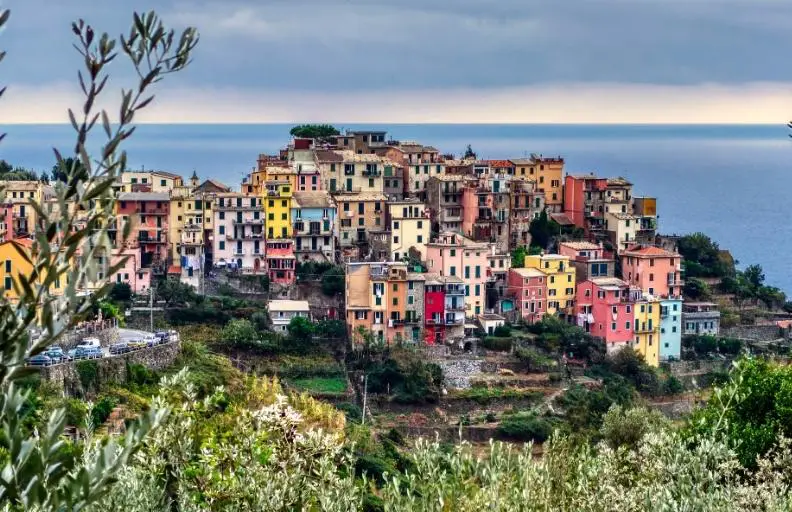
{"left": 663, "top": 375, "right": 685, "bottom": 395}
{"left": 515, "top": 346, "right": 556, "bottom": 370}
{"left": 76, "top": 360, "right": 100, "bottom": 391}
{"left": 336, "top": 402, "right": 362, "bottom": 422}
{"left": 321, "top": 266, "right": 345, "bottom": 296}
{"left": 493, "top": 324, "right": 511, "bottom": 337}
{"left": 498, "top": 412, "right": 553, "bottom": 442}
{"left": 221, "top": 319, "right": 258, "bottom": 344}
{"left": 599, "top": 405, "right": 670, "bottom": 450}
{"left": 482, "top": 337, "right": 512, "bottom": 352}
{"left": 108, "top": 282, "right": 132, "bottom": 302}
{"left": 90, "top": 395, "right": 119, "bottom": 428}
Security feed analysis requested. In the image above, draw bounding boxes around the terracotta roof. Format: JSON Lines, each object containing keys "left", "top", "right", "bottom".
{"left": 549, "top": 213, "right": 574, "bottom": 225}
{"left": 167, "top": 265, "right": 180, "bottom": 274}
{"left": 622, "top": 245, "right": 679, "bottom": 258}
{"left": 486, "top": 160, "right": 515, "bottom": 168}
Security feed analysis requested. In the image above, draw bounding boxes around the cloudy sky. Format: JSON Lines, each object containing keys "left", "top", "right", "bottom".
{"left": 2, "top": 0, "right": 792, "bottom": 123}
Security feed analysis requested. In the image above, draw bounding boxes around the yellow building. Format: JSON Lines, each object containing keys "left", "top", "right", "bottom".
{"left": 242, "top": 169, "right": 267, "bottom": 195}
{"left": 388, "top": 199, "right": 429, "bottom": 261}
{"left": 510, "top": 157, "right": 564, "bottom": 212}
{"left": 0, "top": 239, "right": 66, "bottom": 303}
{"left": 523, "top": 253, "right": 576, "bottom": 316}
{"left": 119, "top": 170, "right": 183, "bottom": 193}
{"left": 0, "top": 181, "right": 52, "bottom": 239}
{"left": 633, "top": 297, "right": 661, "bottom": 366}
{"left": 264, "top": 181, "right": 293, "bottom": 239}
{"left": 263, "top": 166, "right": 297, "bottom": 191}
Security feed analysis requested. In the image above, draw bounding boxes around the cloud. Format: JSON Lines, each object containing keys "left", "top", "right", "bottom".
{"left": 4, "top": 81, "right": 792, "bottom": 123}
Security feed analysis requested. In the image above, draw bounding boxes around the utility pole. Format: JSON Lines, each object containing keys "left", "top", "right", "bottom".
{"left": 149, "top": 285, "right": 154, "bottom": 332}
{"left": 361, "top": 373, "right": 368, "bottom": 425}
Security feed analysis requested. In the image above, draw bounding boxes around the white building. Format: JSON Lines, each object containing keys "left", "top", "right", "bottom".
{"left": 268, "top": 300, "right": 311, "bottom": 333}
{"left": 213, "top": 193, "right": 265, "bottom": 273}
{"left": 477, "top": 313, "right": 506, "bottom": 335}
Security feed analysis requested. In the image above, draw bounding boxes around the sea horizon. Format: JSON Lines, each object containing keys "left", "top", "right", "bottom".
{"left": 1, "top": 122, "right": 790, "bottom": 294}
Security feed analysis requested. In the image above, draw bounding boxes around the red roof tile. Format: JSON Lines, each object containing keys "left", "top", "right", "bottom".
{"left": 623, "top": 246, "right": 678, "bottom": 257}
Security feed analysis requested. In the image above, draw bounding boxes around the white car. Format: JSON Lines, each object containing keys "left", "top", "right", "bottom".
{"left": 143, "top": 335, "right": 157, "bottom": 347}
{"left": 80, "top": 337, "right": 101, "bottom": 349}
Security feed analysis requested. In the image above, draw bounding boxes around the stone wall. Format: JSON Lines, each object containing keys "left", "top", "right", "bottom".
{"left": 721, "top": 324, "right": 783, "bottom": 341}
{"left": 125, "top": 310, "right": 167, "bottom": 331}
{"left": 436, "top": 357, "right": 483, "bottom": 389}
{"left": 60, "top": 326, "right": 119, "bottom": 350}
{"left": 39, "top": 341, "right": 181, "bottom": 395}
{"left": 662, "top": 359, "right": 734, "bottom": 376}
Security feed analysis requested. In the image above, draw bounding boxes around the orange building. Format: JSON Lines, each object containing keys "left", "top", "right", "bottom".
{"left": 621, "top": 246, "right": 684, "bottom": 298}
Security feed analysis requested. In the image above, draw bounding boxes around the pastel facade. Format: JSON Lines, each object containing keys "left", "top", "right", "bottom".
{"left": 621, "top": 246, "right": 683, "bottom": 298}
{"left": 388, "top": 199, "right": 429, "bottom": 261}
{"left": 559, "top": 241, "right": 615, "bottom": 281}
{"left": 523, "top": 253, "right": 576, "bottom": 317}
{"left": 291, "top": 191, "right": 336, "bottom": 263}
{"left": 268, "top": 299, "right": 310, "bottom": 333}
{"left": 119, "top": 171, "right": 183, "bottom": 193}
{"left": 336, "top": 193, "right": 386, "bottom": 250}
{"left": 423, "top": 274, "right": 465, "bottom": 345}
{"left": 511, "top": 156, "right": 564, "bottom": 211}
{"left": 659, "top": 298, "right": 683, "bottom": 361}
{"left": 507, "top": 267, "right": 547, "bottom": 323}
{"left": 345, "top": 262, "right": 409, "bottom": 345}
{"left": 509, "top": 179, "right": 545, "bottom": 248}
{"left": 575, "top": 278, "right": 637, "bottom": 350}
{"left": 117, "top": 192, "right": 170, "bottom": 275}
{"left": 263, "top": 181, "right": 293, "bottom": 239}
{"left": 633, "top": 297, "right": 661, "bottom": 366}
{"left": 426, "top": 175, "right": 467, "bottom": 234}
{"left": 425, "top": 232, "right": 489, "bottom": 317}
{"left": 1, "top": 181, "right": 51, "bottom": 238}
{"left": 405, "top": 272, "right": 425, "bottom": 342}
{"left": 682, "top": 302, "right": 721, "bottom": 336}
{"left": 265, "top": 239, "right": 296, "bottom": 285}
{"left": 213, "top": 193, "right": 265, "bottom": 272}
{"left": 110, "top": 248, "right": 151, "bottom": 294}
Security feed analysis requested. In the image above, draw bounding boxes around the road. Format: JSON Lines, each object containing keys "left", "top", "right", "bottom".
{"left": 27, "top": 328, "right": 171, "bottom": 366}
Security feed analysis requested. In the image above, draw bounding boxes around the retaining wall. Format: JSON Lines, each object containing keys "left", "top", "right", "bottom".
{"left": 721, "top": 325, "right": 783, "bottom": 341}
{"left": 39, "top": 341, "right": 181, "bottom": 395}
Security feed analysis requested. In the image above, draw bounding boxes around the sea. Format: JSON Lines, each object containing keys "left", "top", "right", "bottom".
{"left": 1, "top": 123, "right": 790, "bottom": 294}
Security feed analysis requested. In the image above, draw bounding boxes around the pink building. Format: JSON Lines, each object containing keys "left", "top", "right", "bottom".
{"left": 265, "top": 239, "right": 296, "bottom": 285}
{"left": 213, "top": 193, "right": 265, "bottom": 273}
{"left": 507, "top": 267, "right": 546, "bottom": 323}
{"left": 110, "top": 248, "right": 151, "bottom": 294}
{"left": 425, "top": 231, "right": 489, "bottom": 317}
{"left": 461, "top": 183, "right": 478, "bottom": 237}
{"left": 620, "top": 245, "right": 683, "bottom": 298}
{"left": 117, "top": 192, "right": 170, "bottom": 274}
{"left": 559, "top": 241, "right": 615, "bottom": 281}
{"left": 576, "top": 277, "right": 639, "bottom": 349}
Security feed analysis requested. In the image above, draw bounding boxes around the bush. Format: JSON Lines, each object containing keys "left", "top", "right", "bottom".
{"left": 108, "top": 282, "right": 132, "bottom": 302}
{"left": 482, "top": 337, "right": 512, "bottom": 352}
{"left": 167, "top": 305, "right": 230, "bottom": 325}
{"left": 493, "top": 324, "right": 511, "bottom": 337}
{"left": 663, "top": 375, "right": 685, "bottom": 395}
{"left": 221, "top": 319, "right": 258, "bottom": 344}
{"left": 321, "top": 266, "right": 345, "bottom": 296}
{"left": 515, "top": 346, "right": 556, "bottom": 370}
{"left": 498, "top": 412, "right": 553, "bottom": 442}
{"left": 599, "top": 405, "right": 669, "bottom": 450}
{"left": 90, "top": 395, "right": 118, "bottom": 428}
{"left": 336, "top": 402, "right": 362, "bottom": 422}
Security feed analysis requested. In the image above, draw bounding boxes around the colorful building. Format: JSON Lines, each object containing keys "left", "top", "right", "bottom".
{"left": 0, "top": 238, "right": 68, "bottom": 305}
{"left": 213, "top": 193, "right": 265, "bottom": 272}
{"left": 422, "top": 274, "right": 465, "bottom": 345}
{"left": 426, "top": 175, "right": 467, "bottom": 234}
{"left": 511, "top": 156, "right": 564, "bottom": 211}
{"left": 291, "top": 191, "right": 336, "bottom": 263}
{"left": 523, "top": 253, "right": 576, "bottom": 317}
{"left": 119, "top": 170, "right": 183, "bottom": 193}
{"left": 263, "top": 181, "right": 293, "bottom": 240}
{"left": 336, "top": 192, "right": 387, "bottom": 253}
{"left": 575, "top": 277, "right": 638, "bottom": 351}
{"left": 509, "top": 179, "right": 545, "bottom": 248}
{"left": 265, "top": 239, "right": 296, "bottom": 285}
{"left": 659, "top": 298, "right": 683, "bottom": 361}
{"left": 388, "top": 198, "right": 429, "bottom": 261}
{"left": 507, "top": 267, "right": 547, "bottom": 324}
{"left": 405, "top": 272, "right": 425, "bottom": 342}
{"left": 345, "top": 262, "right": 409, "bottom": 345}
{"left": 682, "top": 302, "right": 721, "bottom": 336}
{"left": 621, "top": 245, "right": 684, "bottom": 298}
{"left": 633, "top": 296, "right": 662, "bottom": 366}
{"left": 559, "top": 241, "right": 615, "bottom": 281}
{"left": 117, "top": 192, "right": 170, "bottom": 275}
{"left": 425, "top": 232, "right": 489, "bottom": 317}
{"left": 0, "top": 181, "right": 52, "bottom": 239}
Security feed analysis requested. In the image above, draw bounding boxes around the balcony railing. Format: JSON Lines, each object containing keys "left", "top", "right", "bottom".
{"left": 445, "top": 317, "right": 464, "bottom": 326}
{"left": 233, "top": 218, "right": 264, "bottom": 225}
{"left": 445, "top": 304, "right": 465, "bottom": 312}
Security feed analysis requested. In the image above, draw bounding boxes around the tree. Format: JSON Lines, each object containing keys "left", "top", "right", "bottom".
{"left": 109, "top": 282, "right": 133, "bottom": 302}
{"left": 0, "top": 160, "right": 37, "bottom": 181}
{"left": 743, "top": 264, "right": 765, "bottom": 290}
{"left": 321, "top": 266, "right": 345, "bottom": 296}
{"left": 316, "top": 319, "right": 346, "bottom": 340}
{"left": 289, "top": 124, "right": 340, "bottom": 139}
{"left": 677, "top": 232, "right": 733, "bottom": 278}
{"left": 39, "top": 171, "right": 50, "bottom": 183}
{"left": 757, "top": 286, "right": 786, "bottom": 310}
{"left": 683, "top": 278, "right": 710, "bottom": 300}
{"left": 528, "top": 211, "right": 558, "bottom": 251}
{"left": 222, "top": 319, "right": 258, "bottom": 344}
{"left": 51, "top": 156, "right": 86, "bottom": 183}
{"left": 599, "top": 405, "right": 669, "bottom": 450}
{"left": 511, "top": 246, "right": 526, "bottom": 268}
{"left": 0, "top": 9, "right": 197, "bottom": 510}
{"left": 463, "top": 144, "right": 477, "bottom": 159}
{"left": 288, "top": 316, "right": 315, "bottom": 345}
{"left": 156, "top": 279, "right": 197, "bottom": 306}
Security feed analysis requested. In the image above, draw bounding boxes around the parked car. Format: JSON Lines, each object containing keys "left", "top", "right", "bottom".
{"left": 154, "top": 331, "right": 169, "bottom": 344}
{"left": 127, "top": 339, "right": 147, "bottom": 350}
{"left": 143, "top": 334, "right": 157, "bottom": 347}
{"left": 45, "top": 346, "right": 65, "bottom": 363}
{"left": 109, "top": 341, "right": 131, "bottom": 355}
{"left": 68, "top": 346, "right": 102, "bottom": 360}
{"left": 80, "top": 337, "right": 101, "bottom": 349}
{"left": 27, "top": 354, "right": 52, "bottom": 366}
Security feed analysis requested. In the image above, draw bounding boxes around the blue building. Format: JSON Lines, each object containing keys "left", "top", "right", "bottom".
{"left": 291, "top": 191, "right": 336, "bottom": 263}
{"left": 659, "top": 298, "right": 683, "bottom": 361}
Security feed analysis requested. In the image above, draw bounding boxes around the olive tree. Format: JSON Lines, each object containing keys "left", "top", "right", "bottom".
{"left": 0, "top": 10, "right": 197, "bottom": 510}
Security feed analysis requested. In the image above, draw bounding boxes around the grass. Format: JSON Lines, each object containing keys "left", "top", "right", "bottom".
{"left": 450, "top": 387, "right": 545, "bottom": 405}
{"left": 289, "top": 376, "right": 348, "bottom": 394}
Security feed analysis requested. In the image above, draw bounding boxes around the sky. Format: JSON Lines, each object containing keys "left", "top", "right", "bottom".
{"left": 2, "top": 0, "right": 792, "bottom": 123}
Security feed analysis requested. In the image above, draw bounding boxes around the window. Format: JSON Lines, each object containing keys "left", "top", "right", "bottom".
{"left": 475, "top": 284, "right": 480, "bottom": 296}
{"left": 450, "top": 249, "right": 456, "bottom": 257}
{"left": 394, "top": 221, "right": 400, "bottom": 229}
{"left": 268, "top": 213, "right": 274, "bottom": 220}
{"left": 219, "top": 212, "right": 225, "bottom": 220}
{"left": 672, "top": 326, "right": 677, "bottom": 333}
{"left": 475, "top": 266, "right": 481, "bottom": 278}
{"left": 626, "top": 321, "right": 631, "bottom": 330}
{"left": 640, "top": 304, "right": 645, "bottom": 313}
{"left": 408, "top": 296, "right": 414, "bottom": 305}
{"left": 160, "top": 179, "right": 166, "bottom": 186}
{"left": 550, "top": 276, "right": 555, "bottom": 284}
{"left": 626, "top": 305, "right": 632, "bottom": 313}
{"left": 611, "top": 322, "right": 616, "bottom": 331}
{"left": 219, "top": 241, "right": 225, "bottom": 250}
{"left": 649, "top": 273, "right": 654, "bottom": 282}
{"left": 449, "top": 266, "right": 456, "bottom": 276}
{"left": 465, "top": 266, "right": 470, "bottom": 279}
{"left": 612, "top": 306, "right": 617, "bottom": 315}
{"left": 392, "top": 297, "right": 398, "bottom": 306}
{"left": 465, "top": 285, "right": 469, "bottom": 296}
{"left": 417, "top": 235, "right": 423, "bottom": 243}
{"left": 281, "top": 213, "right": 287, "bottom": 220}
{"left": 417, "top": 221, "right": 423, "bottom": 229}
{"left": 219, "top": 226, "right": 225, "bottom": 235}
{"left": 4, "top": 260, "right": 9, "bottom": 273}
{"left": 4, "top": 277, "right": 10, "bottom": 290}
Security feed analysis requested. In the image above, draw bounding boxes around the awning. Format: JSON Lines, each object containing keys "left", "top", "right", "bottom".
{"left": 464, "top": 323, "right": 478, "bottom": 329}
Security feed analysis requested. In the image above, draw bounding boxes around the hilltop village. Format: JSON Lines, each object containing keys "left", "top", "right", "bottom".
{"left": 0, "top": 128, "right": 740, "bottom": 368}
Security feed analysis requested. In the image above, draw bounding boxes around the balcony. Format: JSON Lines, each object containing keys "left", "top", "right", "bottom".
{"left": 391, "top": 318, "right": 406, "bottom": 326}
{"left": 684, "top": 310, "right": 720, "bottom": 320}
{"left": 227, "top": 232, "right": 264, "bottom": 241}
{"left": 445, "top": 317, "right": 464, "bottom": 326}
{"left": 363, "top": 167, "right": 381, "bottom": 177}
{"left": 233, "top": 249, "right": 246, "bottom": 256}
{"left": 445, "top": 285, "right": 465, "bottom": 296}
{"left": 440, "top": 211, "right": 462, "bottom": 223}
{"left": 634, "top": 325, "right": 658, "bottom": 334}
{"left": 137, "top": 209, "right": 168, "bottom": 216}
{"left": 445, "top": 303, "right": 465, "bottom": 312}
{"left": 217, "top": 203, "right": 259, "bottom": 211}
{"left": 233, "top": 218, "right": 264, "bottom": 225}
{"left": 138, "top": 236, "right": 165, "bottom": 244}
